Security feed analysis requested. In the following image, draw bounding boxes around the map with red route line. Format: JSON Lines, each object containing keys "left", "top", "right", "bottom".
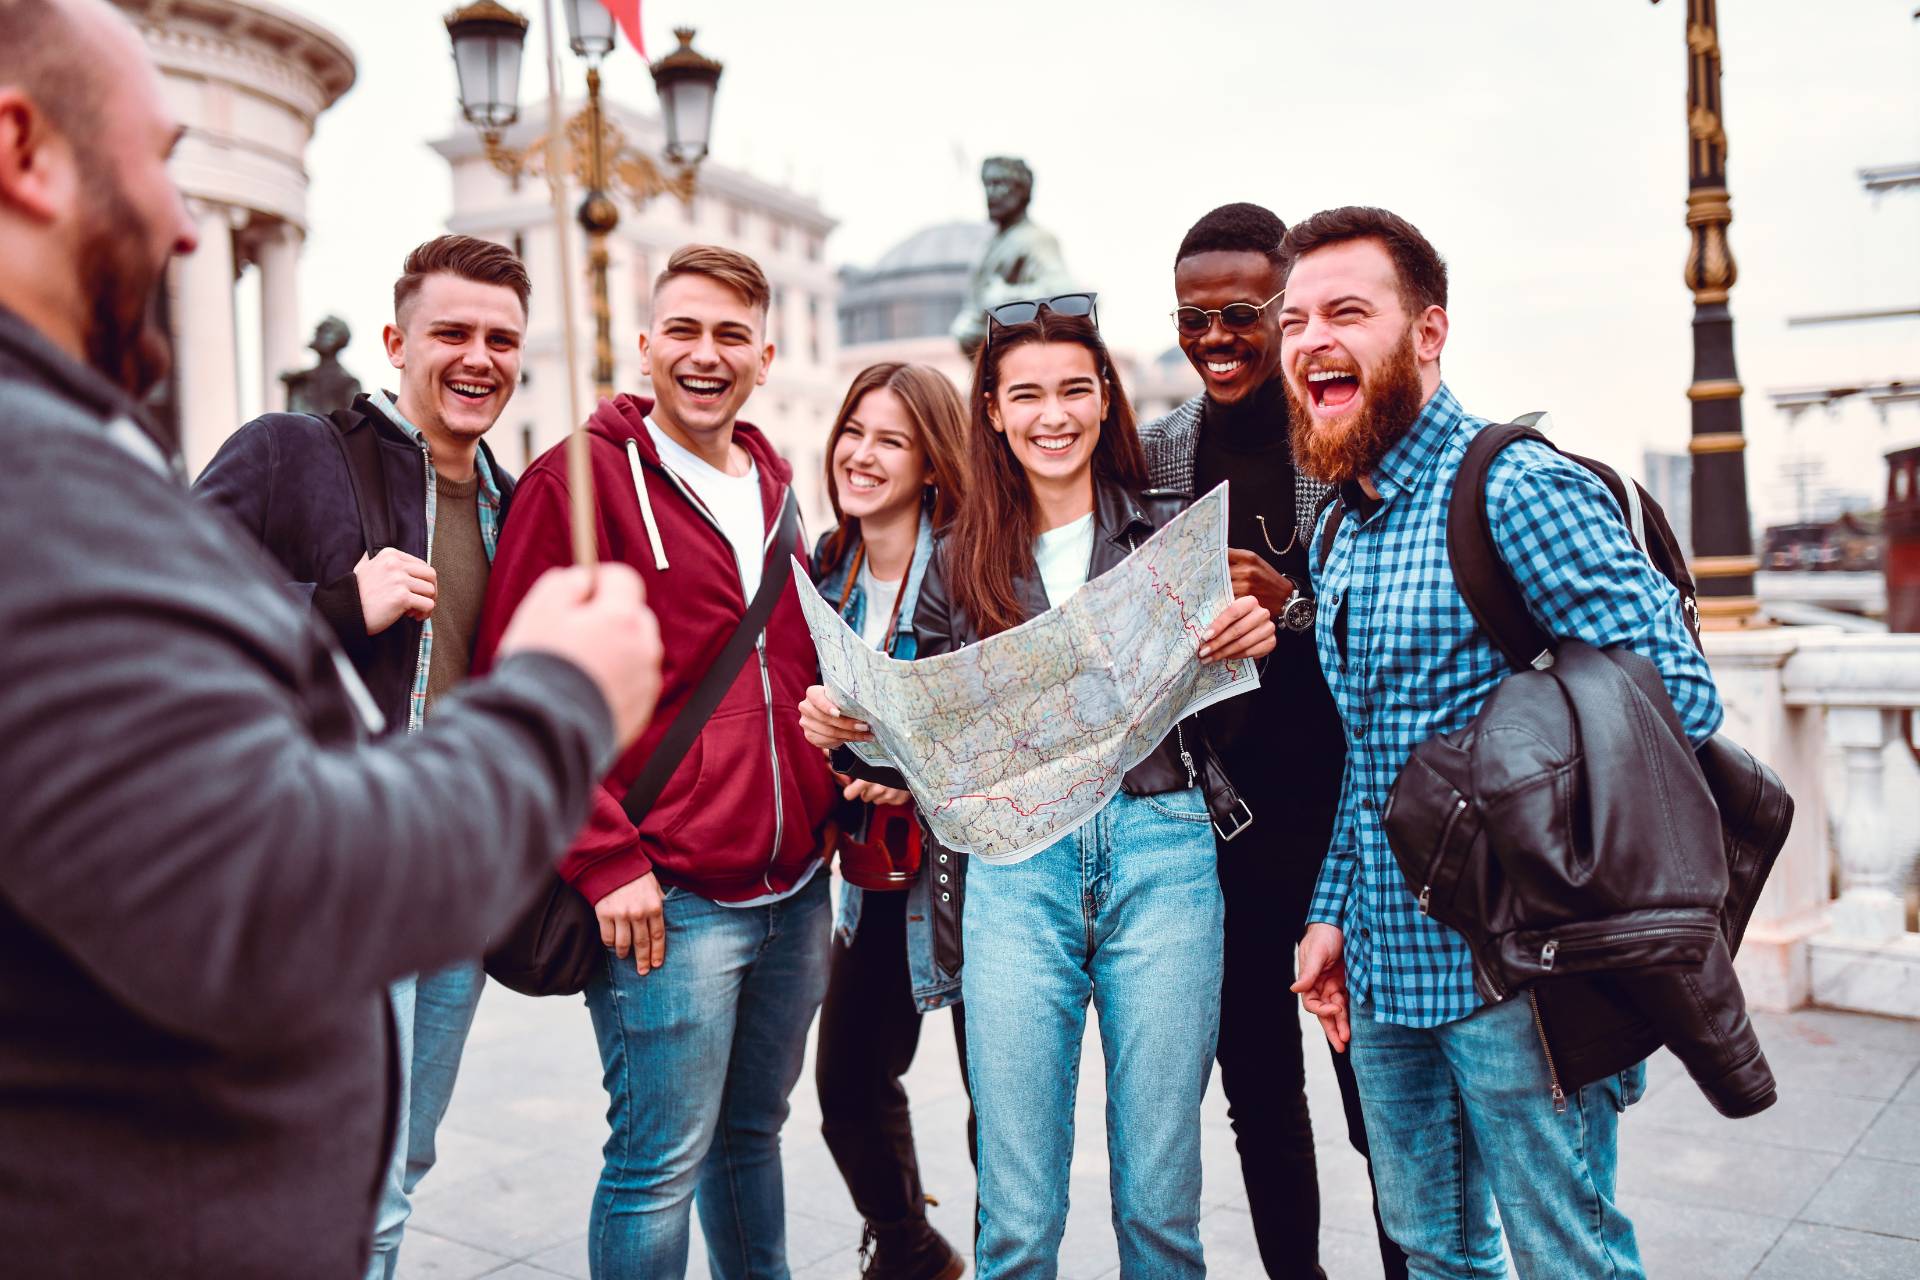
{"left": 794, "top": 485, "right": 1257, "bottom": 862}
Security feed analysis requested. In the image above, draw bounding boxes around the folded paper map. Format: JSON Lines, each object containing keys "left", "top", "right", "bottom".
{"left": 795, "top": 484, "right": 1258, "bottom": 861}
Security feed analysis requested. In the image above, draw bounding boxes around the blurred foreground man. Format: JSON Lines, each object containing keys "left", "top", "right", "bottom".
{"left": 0, "top": 3, "right": 663, "bottom": 1276}
{"left": 198, "top": 233, "right": 535, "bottom": 1280}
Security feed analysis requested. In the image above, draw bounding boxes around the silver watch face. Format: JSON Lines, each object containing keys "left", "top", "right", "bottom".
{"left": 1283, "top": 595, "right": 1317, "bottom": 632}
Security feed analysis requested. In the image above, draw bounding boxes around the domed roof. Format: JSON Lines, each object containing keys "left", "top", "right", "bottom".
{"left": 869, "top": 221, "right": 993, "bottom": 276}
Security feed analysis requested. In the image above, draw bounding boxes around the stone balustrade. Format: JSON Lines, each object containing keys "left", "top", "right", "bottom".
{"left": 1711, "top": 629, "right": 1920, "bottom": 1019}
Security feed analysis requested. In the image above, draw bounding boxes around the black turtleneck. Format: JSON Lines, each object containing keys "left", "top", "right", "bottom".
{"left": 1192, "top": 378, "right": 1346, "bottom": 806}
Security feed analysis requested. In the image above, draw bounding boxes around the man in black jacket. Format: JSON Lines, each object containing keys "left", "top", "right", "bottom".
{"left": 1140, "top": 203, "right": 1404, "bottom": 1280}
{"left": 198, "top": 234, "right": 531, "bottom": 1280}
{"left": 0, "top": 3, "right": 662, "bottom": 1276}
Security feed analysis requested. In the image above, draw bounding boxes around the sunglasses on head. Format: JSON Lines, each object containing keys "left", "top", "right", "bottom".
{"left": 1170, "top": 289, "right": 1285, "bottom": 336}
{"left": 986, "top": 292, "right": 1099, "bottom": 331}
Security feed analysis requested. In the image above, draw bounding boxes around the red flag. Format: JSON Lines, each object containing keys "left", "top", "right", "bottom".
{"left": 597, "top": 0, "right": 645, "bottom": 58}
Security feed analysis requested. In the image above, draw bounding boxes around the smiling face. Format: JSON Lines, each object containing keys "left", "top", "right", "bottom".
{"left": 832, "top": 385, "right": 929, "bottom": 525}
{"left": 1278, "top": 237, "right": 1447, "bottom": 484}
{"left": 385, "top": 272, "right": 525, "bottom": 449}
{"left": 988, "top": 340, "right": 1106, "bottom": 491}
{"left": 639, "top": 273, "right": 774, "bottom": 451}
{"left": 1173, "top": 248, "right": 1286, "bottom": 406}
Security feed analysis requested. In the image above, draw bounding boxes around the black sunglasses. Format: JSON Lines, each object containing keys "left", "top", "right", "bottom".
{"left": 986, "top": 292, "right": 1099, "bottom": 331}
{"left": 1170, "top": 289, "right": 1285, "bottom": 336}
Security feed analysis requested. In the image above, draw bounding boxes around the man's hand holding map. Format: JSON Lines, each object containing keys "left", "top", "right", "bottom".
{"left": 795, "top": 484, "right": 1258, "bottom": 861}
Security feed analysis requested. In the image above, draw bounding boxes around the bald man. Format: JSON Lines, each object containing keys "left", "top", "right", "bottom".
{"left": 0, "top": 3, "right": 663, "bottom": 1276}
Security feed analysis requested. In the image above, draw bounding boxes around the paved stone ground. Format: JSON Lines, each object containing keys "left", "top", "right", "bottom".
{"left": 403, "top": 963, "right": 1920, "bottom": 1279}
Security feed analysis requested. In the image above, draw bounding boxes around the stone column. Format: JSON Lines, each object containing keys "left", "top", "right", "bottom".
{"left": 1707, "top": 629, "right": 1828, "bottom": 1010}
{"left": 174, "top": 199, "right": 241, "bottom": 475}
{"left": 256, "top": 221, "right": 303, "bottom": 413}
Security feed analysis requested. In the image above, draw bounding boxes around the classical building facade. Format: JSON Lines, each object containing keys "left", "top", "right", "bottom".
{"left": 433, "top": 102, "right": 841, "bottom": 523}
{"left": 113, "top": 0, "right": 356, "bottom": 473}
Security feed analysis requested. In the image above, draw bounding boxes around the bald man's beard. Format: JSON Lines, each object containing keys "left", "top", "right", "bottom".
{"left": 76, "top": 166, "right": 171, "bottom": 400}
{"left": 1285, "top": 330, "right": 1425, "bottom": 487}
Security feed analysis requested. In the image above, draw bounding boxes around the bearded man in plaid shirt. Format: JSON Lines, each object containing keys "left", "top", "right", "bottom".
{"left": 1279, "top": 207, "right": 1722, "bottom": 1280}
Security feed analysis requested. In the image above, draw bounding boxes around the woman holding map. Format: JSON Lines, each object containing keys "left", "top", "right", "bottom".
{"left": 808, "top": 362, "right": 976, "bottom": 1280}
{"left": 799, "top": 297, "right": 1274, "bottom": 1277}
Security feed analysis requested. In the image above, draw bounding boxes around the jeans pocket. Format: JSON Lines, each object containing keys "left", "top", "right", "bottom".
{"left": 1613, "top": 1059, "right": 1648, "bottom": 1111}
{"left": 1139, "top": 787, "right": 1210, "bottom": 825}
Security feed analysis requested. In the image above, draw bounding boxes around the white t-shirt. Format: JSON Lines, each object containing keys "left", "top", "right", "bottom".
{"left": 646, "top": 418, "right": 764, "bottom": 599}
{"left": 857, "top": 561, "right": 903, "bottom": 651}
{"left": 1034, "top": 512, "right": 1095, "bottom": 609}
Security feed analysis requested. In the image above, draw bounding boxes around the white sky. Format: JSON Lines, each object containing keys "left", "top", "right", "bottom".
{"left": 274, "top": 0, "right": 1920, "bottom": 526}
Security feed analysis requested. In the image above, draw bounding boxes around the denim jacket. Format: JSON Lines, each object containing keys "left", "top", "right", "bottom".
{"left": 810, "top": 515, "right": 959, "bottom": 1013}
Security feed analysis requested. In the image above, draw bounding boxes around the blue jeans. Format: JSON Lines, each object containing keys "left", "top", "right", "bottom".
{"left": 363, "top": 961, "right": 487, "bottom": 1280}
{"left": 584, "top": 872, "right": 831, "bottom": 1280}
{"left": 1347, "top": 995, "right": 1647, "bottom": 1280}
{"left": 961, "top": 788, "right": 1223, "bottom": 1280}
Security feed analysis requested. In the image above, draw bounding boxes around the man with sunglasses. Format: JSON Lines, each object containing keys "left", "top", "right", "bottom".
{"left": 1140, "top": 203, "right": 1405, "bottom": 1280}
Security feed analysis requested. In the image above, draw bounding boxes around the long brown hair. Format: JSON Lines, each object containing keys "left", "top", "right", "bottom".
{"left": 818, "top": 362, "right": 971, "bottom": 573}
{"left": 947, "top": 310, "right": 1146, "bottom": 637}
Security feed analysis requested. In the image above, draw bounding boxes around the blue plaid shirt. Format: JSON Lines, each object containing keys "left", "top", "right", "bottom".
{"left": 1306, "top": 383, "right": 1723, "bottom": 1028}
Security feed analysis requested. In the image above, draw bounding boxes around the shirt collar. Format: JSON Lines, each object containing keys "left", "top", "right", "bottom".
{"left": 369, "top": 389, "right": 500, "bottom": 503}
{"left": 1367, "top": 381, "right": 1464, "bottom": 504}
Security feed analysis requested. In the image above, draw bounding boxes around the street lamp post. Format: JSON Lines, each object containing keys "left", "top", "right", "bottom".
{"left": 444, "top": 2, "right": 722, "bottom": 402}
{"left": 1659, "top": 0, "right": 1761, "bottom": 626}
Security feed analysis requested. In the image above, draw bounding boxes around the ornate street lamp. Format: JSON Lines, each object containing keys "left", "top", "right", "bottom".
{"left": 1654, "top": 0, "right": 1760, "bottom": 626}
{"left": 446, "top": 2, "right": 529, "bottom": 132}
{"left": 443, "top": 2, "right": 723, "bottom": 401}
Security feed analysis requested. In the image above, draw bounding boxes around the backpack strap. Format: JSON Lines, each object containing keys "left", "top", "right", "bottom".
{"left": 620, "top": 490, "right": 802, "bottom": 822}
{"left": 1312, "top": 489, "right": 1345, "bottom": 574}
{"left": 1447, "top": 423, "right": 1559, "bottom": 673}
{"left": 325, "top": 407, "right": 394, "bottom": 555}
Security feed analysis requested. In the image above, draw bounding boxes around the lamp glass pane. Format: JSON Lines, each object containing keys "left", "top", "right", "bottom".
{"left": 661, "top": 78, "right": 714, "bottom": 163}
{"left": 489, "top": 36, "right": 525, "bottom": 126}
{"left": 565, "top": 0, "right": 617, "bottom": 58}
{"left": 452, "top": 36, "right": 494, "bottom": 121}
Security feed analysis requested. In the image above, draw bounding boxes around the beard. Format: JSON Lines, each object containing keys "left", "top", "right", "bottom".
{"left": 75, "top": 165, "right": 170, "bottom": 399}
{"left": 1286, "top": 329, "right": 1425, "bottom": 487}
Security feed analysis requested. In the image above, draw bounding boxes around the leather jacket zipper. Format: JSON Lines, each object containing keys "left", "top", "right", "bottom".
{"left": 1532, "top": 920, "right": 1716, "bottom": 972}
{"left": 1527, "top": 989, "right": 1568, "bottom": 1114}
{"left": 1419, "top": 797, "right": 1470, "bottom": 916}
{"left": 1175, "top": 721, "right": 1196, "bottom": 788}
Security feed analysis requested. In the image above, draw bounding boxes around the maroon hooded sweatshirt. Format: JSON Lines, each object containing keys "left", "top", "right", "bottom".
{"left": 475, "top": 395, "right": 836, "bottom": 905}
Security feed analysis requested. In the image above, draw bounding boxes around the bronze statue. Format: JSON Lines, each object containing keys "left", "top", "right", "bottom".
{"left": 951, "top": 156, "right": 1074, "bottom": 357}
{"left": 281, "top": 316, "right": 362, "bottom": 415}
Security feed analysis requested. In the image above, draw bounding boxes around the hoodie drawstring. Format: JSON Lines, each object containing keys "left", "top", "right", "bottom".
{"left": 626, "top": 438, "right": 670, "bottom": 571}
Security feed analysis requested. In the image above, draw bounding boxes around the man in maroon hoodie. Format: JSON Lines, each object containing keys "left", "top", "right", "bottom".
{"left": 475, "top": 244, "right": 836, "bottom": 1278}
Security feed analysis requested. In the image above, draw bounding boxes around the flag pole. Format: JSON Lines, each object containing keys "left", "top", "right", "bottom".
{"left": 539, "top": 0, "right": 597, "bottom": 568}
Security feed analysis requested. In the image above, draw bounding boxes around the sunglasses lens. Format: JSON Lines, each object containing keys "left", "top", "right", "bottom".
{"left": 1049, "top": 294, "right": 1095, "bottom": 318}
{"left": 1220, "top": 304, "right": 1260, "bottom": 329}
{"left": 990, "top": 302, "right": 1039, "bottom": 327}
{"left": 1174, "top": 308, "right": 1211, "bottom": 335}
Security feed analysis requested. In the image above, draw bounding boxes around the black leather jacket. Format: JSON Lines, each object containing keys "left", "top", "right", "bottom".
{"left": 1387, "top": 641, "right": 1788, "bottom": 1117}
{"left": 845, "top": 476, "right": 1243, "bottom": 977}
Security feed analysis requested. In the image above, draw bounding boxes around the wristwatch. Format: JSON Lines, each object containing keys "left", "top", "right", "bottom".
{"left": 1277, "top": 574, "right": 1316, "bottom": 632}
